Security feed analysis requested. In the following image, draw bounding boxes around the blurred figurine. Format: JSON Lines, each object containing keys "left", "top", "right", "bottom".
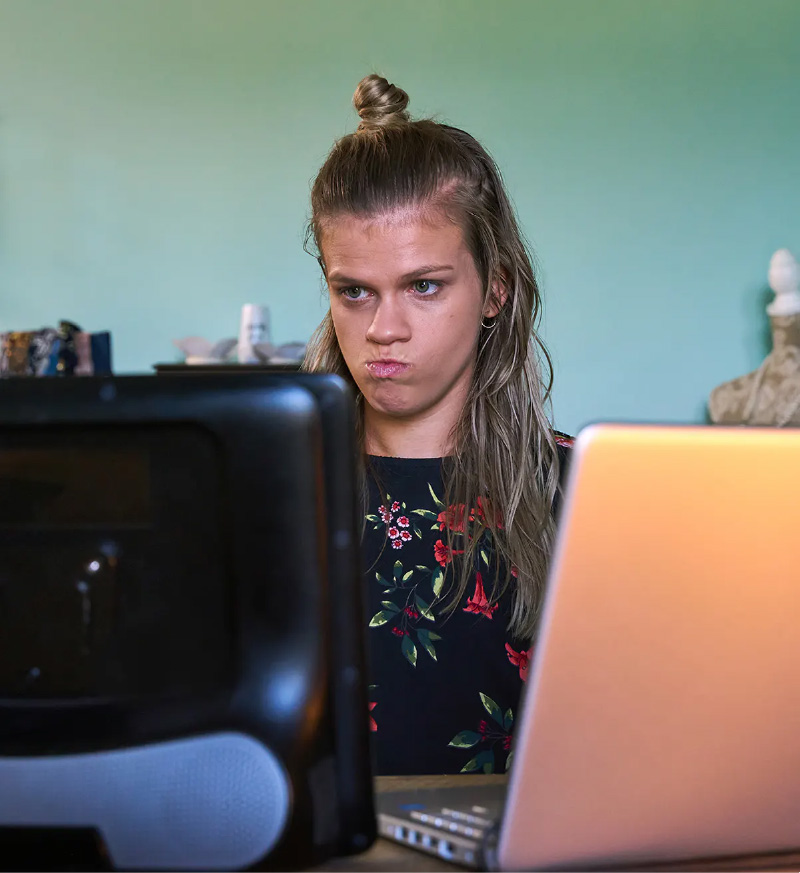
{"left": 56, "top": 320, "right": 81, "bottom": 376}
{"left": 173, "top": 336, "right": 238, "bottom": 365}
{"left": 709, "top": 249, "right": 800, "bottom": 426}
{"left": 174, "top": 304, "right": 305, "bottom": 366}
{"left": 238, "top": 304, "right": 271, "bottom": 364}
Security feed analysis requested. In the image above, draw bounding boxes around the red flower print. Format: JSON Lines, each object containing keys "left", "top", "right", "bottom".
{"left": 400, "top": 530, "right": 412, "bottom": 542}
{"left": 403, "top": 606, "right": 419, "bottom": 619}
{"left": 437, "top": 503, "right": 473, "bottom": 533}
{"left": 391, "top": 540, "right": 403, "bottom": 549}
{"left": 463, "top": 572, "right": 498, "bottom": 619}
{"left": 387, "top": 526, "right": 400, "bottom": 539}
{"left": 478, "top": 719, "right": 488, "bottom": 739}
{"left": 503, "top": 735, "right": 512, "bottom": 751}
{"left": 554, "top": 431, "right": 574, "bottom": 448}
{"left": 369, "top": 701, "right": 377, "bottom": 732}
{"left": 510, "top": 565, "right": 518, "bottom": 578}
{"left": 434, "top": 539, "right": 464, "bottom": 567}
{"left": 391, "top": 626, "right": 408, "bottom": 637}
{"left": 391, "top": 501, "right": 401, "bottom": 512}
{"left": 505, "top": 643, "right": 531, "bottom": 682}
{"left": 397, "top": 516, "right": 410, "bottom": 528}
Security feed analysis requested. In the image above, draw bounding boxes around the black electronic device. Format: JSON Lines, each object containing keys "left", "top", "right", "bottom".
{"left": 0, "top": 373, "right": 375, "bottom": 870}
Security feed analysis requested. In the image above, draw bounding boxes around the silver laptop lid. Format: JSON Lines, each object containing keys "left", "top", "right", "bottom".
{"left": 499, "top": 424, "right": 800, "bottom": 870}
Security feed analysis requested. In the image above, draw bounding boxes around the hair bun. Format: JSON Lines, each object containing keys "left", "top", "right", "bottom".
{"left": 353, "top": 75, "right": 410, "bottom": 129}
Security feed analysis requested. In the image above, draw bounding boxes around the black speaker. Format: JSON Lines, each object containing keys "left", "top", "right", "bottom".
{"left": 0, "top": 373, "right": 375, "bottom": 870}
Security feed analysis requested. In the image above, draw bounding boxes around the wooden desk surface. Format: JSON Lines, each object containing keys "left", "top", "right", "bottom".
{"left": 313, "top": 775, "right": 800, "bottom": 872}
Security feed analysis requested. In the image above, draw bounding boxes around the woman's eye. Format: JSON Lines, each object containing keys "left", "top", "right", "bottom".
{"left": 341, "top": 287, "right": 368, "bottom": 301}
{"left": 412, "top": 279, "right": 439, "bottom": 295}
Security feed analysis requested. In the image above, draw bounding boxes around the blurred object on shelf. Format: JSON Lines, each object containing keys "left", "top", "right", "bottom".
{"left": 0, "top": 321, "right": 112, "bottom": 377}
{"left": 709, "top": 248, "right": 800, "bottom": 426}
{"left": 174, "top": 332, "right": 305, "bottom": 367}
{"left": 238, "top": 304, "right": 271, "bottom": 364}
{"left": 174, "top": 304, "right": 306, "bottom": 368}
{"left": 172, "top": 336, "right": 238, "bottom": 365}
{"left": 268, "top": 341, "right": 306, "bottom": 365}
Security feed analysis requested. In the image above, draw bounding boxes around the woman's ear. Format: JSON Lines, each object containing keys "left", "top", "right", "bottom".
{"left": 483, "top": 271, "right": 509, "bottom": 318}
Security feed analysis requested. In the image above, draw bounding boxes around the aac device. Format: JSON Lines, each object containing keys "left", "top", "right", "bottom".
{"left": 0, "top": 373, "right": 375, "bottom": 870}
{"left": 380, "top": 424, "right": 800, "bottom": 870}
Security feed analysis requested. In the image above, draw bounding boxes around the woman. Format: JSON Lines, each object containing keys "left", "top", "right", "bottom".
{"left": 303, "top": 75, "right": 571, "bottom": 775}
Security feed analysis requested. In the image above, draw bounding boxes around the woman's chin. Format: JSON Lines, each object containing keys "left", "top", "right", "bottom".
{"left": 363, "top": 386, "right": 420, "bottom": 419}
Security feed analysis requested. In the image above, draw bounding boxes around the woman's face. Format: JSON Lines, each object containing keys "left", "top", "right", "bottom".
{"left": 322, "top": 209, "right": 490, "bottom": 429}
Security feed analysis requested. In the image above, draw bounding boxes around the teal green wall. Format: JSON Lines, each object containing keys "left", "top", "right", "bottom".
{"left": 1, "top": 0, "right": 798, "bottom": 434}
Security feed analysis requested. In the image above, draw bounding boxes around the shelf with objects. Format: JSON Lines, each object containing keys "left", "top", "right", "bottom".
{"left": 164, "top": 304, "right": 306, "bottom": 374}
{"left": 154, "top": 362, "right": 301, "bottom": 374}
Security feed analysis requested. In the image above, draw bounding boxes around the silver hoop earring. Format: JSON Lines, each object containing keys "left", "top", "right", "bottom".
{"left": 481, "top": 316, "right": 497, "bottom": 330}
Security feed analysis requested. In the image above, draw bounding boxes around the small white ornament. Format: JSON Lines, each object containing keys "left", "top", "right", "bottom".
{"left": 238, "top": 304, "right": 271, "bottom": 364}
{"left": 766, "top": 249, "right": 800, "bottom": 316}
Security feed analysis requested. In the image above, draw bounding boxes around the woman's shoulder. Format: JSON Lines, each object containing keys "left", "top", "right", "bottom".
{"left": 554, "top": 430, "right": 575, "bottom": 450}
{"left": 552, "top": 430, "right": 574, "bottom": 496}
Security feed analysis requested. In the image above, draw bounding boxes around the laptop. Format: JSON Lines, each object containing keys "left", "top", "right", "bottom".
{"left": 378, "top": 423, "right": 800, "bottom": 870}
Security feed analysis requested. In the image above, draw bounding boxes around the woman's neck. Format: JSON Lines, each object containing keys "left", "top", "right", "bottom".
{"left": 364, "top": 403, "right": 462, "bottom": 459}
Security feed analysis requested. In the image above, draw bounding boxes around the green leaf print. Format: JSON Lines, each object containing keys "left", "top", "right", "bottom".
{"left": 505, "top": 750, "right": 514, "bottom": 772}
{"left": 369, "top": 610, "right": 396, "bottom": 627}
{"left": 401, "top": 634, "right": 418, "bottom": 667}
{"left": 448, "top": 730, "right": 481, "bottom": 748}
{"left": 480, "top": 548, "right": 490, "bottom": 566}
{"left": 414, "top": 595, "right": 435, "bottom": 621}
{"left": 393, "top": 561, "right": 403, "bottom": 583}
{"left": 428, "top": 483, "right": 445, "bottom": 510}
{"left": 402, "top": 570, "right": 414, "bottom": 582}
{"left": 411, "top": 509, "right": 438, "bottom": 520}
{"left": 416, "top": 629, "right": 438, "bottom": 661}
{"left": 381, "top": 601, "right": 400, "bottom": 612}
{"left": 461, "top": 750, "right": 495, "bottom": 774}
{"left": 450, "top": 695, "right": 513, "bottom": 774}
{"left": 365, "top": 514, "right": 380, "bottom": 523}
{"left": 431, "top": 566, "right": 444, "bottom": 598}
{"left": 480, "top": 693, "right": 504, "bottom": 726}
{"left": 376, "top": 572, "right": 389, "bottom": 586}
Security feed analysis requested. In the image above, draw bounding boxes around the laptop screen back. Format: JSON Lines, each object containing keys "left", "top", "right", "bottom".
{"left": 500, "top": 425, "right": 800, "bottom": 870}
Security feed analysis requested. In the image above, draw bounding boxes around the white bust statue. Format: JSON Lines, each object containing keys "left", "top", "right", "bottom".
{"left": 766, "top": 248, "right": 800, "bottom": 316}
{"left": 709, "top": 247, "right": 800, "bottom": 426}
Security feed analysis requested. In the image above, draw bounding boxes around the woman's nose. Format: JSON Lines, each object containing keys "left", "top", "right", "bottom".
{"left": 365, "top": 298, "right": 412, "bottom": 345}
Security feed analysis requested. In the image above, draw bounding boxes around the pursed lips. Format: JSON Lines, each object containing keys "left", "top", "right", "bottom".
{"left": 366, "top": 359, "right": 411, "bottom": 378}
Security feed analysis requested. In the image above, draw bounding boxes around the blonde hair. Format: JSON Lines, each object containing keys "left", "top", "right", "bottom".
{"left": 303, "top": 75, "right": 559, "bottom": 639}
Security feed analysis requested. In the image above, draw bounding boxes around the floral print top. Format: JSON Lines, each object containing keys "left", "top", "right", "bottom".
{"left": 363, "top": 435, "right": 573, "bottom": 775}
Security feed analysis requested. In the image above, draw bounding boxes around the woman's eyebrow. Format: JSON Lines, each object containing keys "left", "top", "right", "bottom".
{"left": 327, "top": 264, "right": 455, "bottom": 286}
{"left": 326, "top": 271, "right": 363, "bottom": 285}
{"left": 399, "top": 265, "right": 455, "bottom": 283}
